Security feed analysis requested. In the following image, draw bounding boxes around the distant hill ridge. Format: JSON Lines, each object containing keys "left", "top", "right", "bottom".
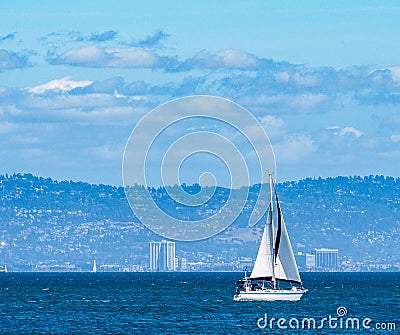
{"left": 0, "top": 173, "right": 399, "bottom": 269}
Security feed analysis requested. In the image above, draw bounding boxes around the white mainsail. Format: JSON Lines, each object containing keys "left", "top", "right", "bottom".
{"left": 250, "top": 178, "right": 301, "bottom": 284}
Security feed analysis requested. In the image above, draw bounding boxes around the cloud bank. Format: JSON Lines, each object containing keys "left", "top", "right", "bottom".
{"left": 1, "top": 29, "right": 400, "bottom": 183}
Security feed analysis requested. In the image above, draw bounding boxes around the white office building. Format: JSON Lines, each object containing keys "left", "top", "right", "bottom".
{"left": 314, "top": 248, "right": 338, "bottom": 270}
{"left": 149, "top": 240, "right": 176, "bottom": 272}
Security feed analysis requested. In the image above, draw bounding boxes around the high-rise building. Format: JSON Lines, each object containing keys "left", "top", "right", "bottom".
{"left": 166, "top": 241, "right": 176, "bottom": 271}
{"left": 180, "top": 257, "right": 188, "bottom": 271}
{"left": 314, "top": 248, "right": 338, "bottom": 270}
{"left": 149, "top": 240, "right": 176, "bottom": 272}
{"left": 305, "top": 253, "right": 316, "bottom": 271}
{"left": 149, "top": 241, "right": 161, "bottom": 272}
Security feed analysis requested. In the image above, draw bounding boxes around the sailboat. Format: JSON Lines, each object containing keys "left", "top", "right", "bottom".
{"left": 92, "top": 260, "right": 97, "bottom": 273}
{"left": 0, "top": 265, "right": 7, "bottom": 273}
{"left": 234, "top": 174, "right": 307, "bottom": 301}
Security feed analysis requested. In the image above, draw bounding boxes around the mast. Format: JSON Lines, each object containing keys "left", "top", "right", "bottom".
{"left": 268, "top": 173, "right": 276, "bottom": 289}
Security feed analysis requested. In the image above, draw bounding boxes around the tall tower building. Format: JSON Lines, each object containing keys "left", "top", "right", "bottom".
{"left": 149, "top": 240, "right": 176, "bottom": 272}
{"left": 149, "top": 241, "right": 161, "bottom": 272}
{"left": 166, "top": 241, "right": 176, "bottom": 271}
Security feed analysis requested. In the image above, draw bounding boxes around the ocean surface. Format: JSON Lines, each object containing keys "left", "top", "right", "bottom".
{"left": 0, "top": 272, "right": 398, "bottom": 334}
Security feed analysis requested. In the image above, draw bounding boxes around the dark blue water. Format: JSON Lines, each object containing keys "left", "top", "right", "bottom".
{"left": 0, "top": 272, "right": 398, "bottom": 334}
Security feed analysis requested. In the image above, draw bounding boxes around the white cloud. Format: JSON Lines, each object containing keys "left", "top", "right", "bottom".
{"left": 111, "top": 47, "right": 158, "bottom": 67}
{"left": 274, "top": 71, "right": 290, "bottom": 83}
{"left": 381, "top": 66, "right": 400, "bottom": 83}
{"left": 0, "top": 87, "right": 149, "bottom": 126}
{"left": 181, "top": 49, "right": 264, "bottom": 70}
{"left": 242, "top": 93, "right": 331, "bottom": 113}
{"left": 29, "top": 77, "right": 93, "bottom": 94}
{"left": 292, "top": 72, "right": 319, "bottom": 87}
{"left": 275, "top": 135, "right": 316, "bottom": 163}
{"left": 0, "top": 49, "right": 30, "bottom": 70}
{"left": 215, "top": 49, "right": 260, "bottom": 68}
{"left": 328, "top": 126, "right": 363, "bottom": 138}
{"left": 338, "top": 127, "right": 363, "bottom": 138}
{"left": 390, "top": 134, "right": 400, "bottom": 143}
{"left": 0, "top": 121, "right": 18, "bottom": 134}
{"left": 260, "top": 115, "right": 284, "bottom": 138}
{"left": 260, "top": 115, "right": 284, "bottom": 129}
{"left": 93, "top": 145, "right": 124, "bottom": 160}
{"left": 6, "top": 104, "right": 22, "bottom": 116}
{"left": 50, "top": 46, "right": 171, "bottom": 68}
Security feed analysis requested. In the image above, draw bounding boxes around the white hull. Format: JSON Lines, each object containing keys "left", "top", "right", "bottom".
{"left": 234, "top": 289, "right": 305, "bottom": 301}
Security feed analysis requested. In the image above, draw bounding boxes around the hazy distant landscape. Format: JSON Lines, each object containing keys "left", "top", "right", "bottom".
{"left": 1, "top": 173, "right": 399, "bottom": 272}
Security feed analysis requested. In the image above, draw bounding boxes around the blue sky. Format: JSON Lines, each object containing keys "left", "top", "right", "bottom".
{"left": 1, "top": 0, "right": 400, "bottom": 186}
